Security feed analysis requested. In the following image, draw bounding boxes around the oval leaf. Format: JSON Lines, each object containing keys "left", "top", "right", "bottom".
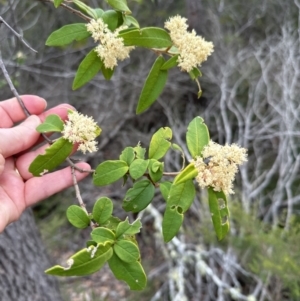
{"left": 167, "top": 180, "right": 195, "bottom": 213}
{"left": 149, "top": 127, "right": 172, "bottom": 160}
{"left": 136, "top": 56, "right": 168, "bottom": 114}
{"left": 174, "top": 163, "right": 198, "bottom": 185}
{"left": 66, "top": 205, "right": 90, "bottom": 229}
{"left": 29, "top": 137, "right": 73, "bottom": 176}
{"left": 93, "top": 160, "right": 128, "bottom": 186}
{"left": 72, "top": 49, "right": 103, "bottom": 90}
{"left": 108, "top": 252, "right": 147, "bottom": 290}
{"left": 119, "top": 27, "right": 172, "bottom": 48}
{"left": 114, "top": 240, "right": 140, "bottom": 263}
{"left": 129, "top": 159, "right": 149, "bottom": 180}
{"left": 162, "top": 205, "right": 184, "bottom": 242}
{"left": 107, "top": 0, "right": 131, "bottom": 13}
{"left": 46, "top": 23, "right": 90, "bottom": 46}
{"left": 123, "top": 180, "right": 155, "bottom": 212}
{"left": 119, "top": 147, "right": 135, "bottom": 166}
{"left": 92, "top": 197, "right": 113, "bottom": 224}
{"left": 186, "top": 116, "right": 210, "bottom": 158}
{"left": 36, "top": 114, "right": 64, "bottom": 133}
{"left": 91, "top": 227, "right": 116, "bottom": 244}
{"left": 46, "top": 243, "right": 113, "bottom": 276}
{"left": 208, "top": 188, "right": 230, "bottom": 240}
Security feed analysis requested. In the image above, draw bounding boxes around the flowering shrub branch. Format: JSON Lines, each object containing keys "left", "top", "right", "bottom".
{"left": 3, "top": 0, "right": 248, "bottom": 293}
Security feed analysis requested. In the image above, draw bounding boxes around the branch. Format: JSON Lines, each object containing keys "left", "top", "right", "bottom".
{"left": 0, "top": 17, "right": 37, "bottom": 53}
{"left": 37, "top": 0, "right": 92, "bottom": 22}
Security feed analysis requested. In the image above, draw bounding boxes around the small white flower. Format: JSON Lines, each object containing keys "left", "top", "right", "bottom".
{"left": 86, "top": 19, "right": 135, "bottom": 69}
{"left": 192, "top": 141, "right": 247, "bottom": 194}
{"left": 164, "top": 15, "right": 214, "bottom": 72}
{"left": 62, "top": 111, "right": 101, "bottom": 154}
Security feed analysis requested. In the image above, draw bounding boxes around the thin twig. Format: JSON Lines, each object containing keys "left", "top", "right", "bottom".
{"left": 37, "top": 0, "right": 92, "bottom": 22}
{"left": 0, "top": 51, "right": 31, "bottom": 117}
{"left": 71, "top": 166, "right": 96, "bottom": 229}
{"left": 0, "top": 17, "right": 37, "bottom": 53}
{"left": 66, "top": 157, "right": 95, "bottom": 173}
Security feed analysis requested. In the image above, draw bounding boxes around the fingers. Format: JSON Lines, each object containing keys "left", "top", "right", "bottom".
{"left": 0, "top": 103, "right": 75, "bottom": 158}
{"left": 0, "top": 115, "right": 41, "bottom": 158}
{"left": 0, "top": 95, "right": 47, "bottom": 128}
{"left": 24, "top": 162, "right": 91, "bottom": 207}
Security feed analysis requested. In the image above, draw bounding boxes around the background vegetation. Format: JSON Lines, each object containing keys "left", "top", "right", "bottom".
{"left": 1, "top": 0, "right": 300, "bottom": 300}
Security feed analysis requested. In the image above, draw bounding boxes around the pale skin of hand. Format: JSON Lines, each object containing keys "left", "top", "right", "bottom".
{"left": 0, "top": 95, "right": 91, "bottom": 233}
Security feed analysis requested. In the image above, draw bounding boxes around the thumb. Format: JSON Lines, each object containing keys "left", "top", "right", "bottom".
{"left": 0, "top": 115, "right": 41, "bottom": 158}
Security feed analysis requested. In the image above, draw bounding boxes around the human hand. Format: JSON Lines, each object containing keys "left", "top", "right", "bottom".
{"left": 0, "top": 95, "right": 90, "bottom": 232}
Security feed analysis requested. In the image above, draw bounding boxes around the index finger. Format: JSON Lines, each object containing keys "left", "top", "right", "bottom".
{"left": 0, "top": 95, "right": 47, "bottom": 128}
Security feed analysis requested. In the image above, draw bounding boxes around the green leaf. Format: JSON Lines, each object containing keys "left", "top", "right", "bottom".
{"left": 94, "top": 8, "right": 104, "bottom": 18}
{"left": 208, "top": 188, "right": 230, "bottom": 240}
{"left": 72, "top": 49, "right": 103, "bottom": 90}
{"left": 162, "top": 205, "right": 184, "bottom": 242}
{"left": 91, "top": 227, "right": 116, "bottom": 244}
{"left": 148, "top": 159, "right": 163, "bottom": 182}
{"left": 54, "top": 0, "right": 64, "bottom": 8}
{"left": 46, "top": 23, "right": 90, "bottom": 46}
{"left": 107, "top": 0, "right": 131, "bottom": 13}
{"left": 167, "top": 180, "right": 195, "bottom": 212}
{"left": 123, "top": 180, "right": 155, "bottom": 212}
{"left": 108, "top": 252, "right": 147, "bottom": 290}
{"left": 149, "top": 127, "right": 172, "bottom": 160}
{"left": 36, "top": 114, "right": 64, "bottom": 133}
{"left": 93, "top": 160, "right": 129, "bottom": 186}
{"left": 159, "top": 181, "right": 172, "bottom": 201}
{"left": 103, "top": 216, "right": 122, "bottom": 231}
{"left": 114, "top": 240, "right": 140, "bottom": 263}
{"left": 129, "top": 159, "right": 149, "bottom": 180}
{"left": 102, "top": 10, "right": 123, "bottom": 31}
{"left": 115, "top": 217, "right": 142, "bottom": 238}
{"left": 73, "top": 0, "right": 98, "bottom": 19}
{"left": 186, "top": 116, "right": 210, "bottom": 158}
{"left": 162, "top": 180, "right": 195, "bottom": 241}
{"left": 119, "top": 147, "right": 135, "bottom": 166}
{"left": 133, "top": 144, "right": 146, "bottom": 159}
{"left": 119, "top": 27, "right": 172, "bottom": 48}
{"left": 189, "top": 67, "right": 202, "bottom": 80}
{"left": 123, "top": 15, "right": 140, "bottom": 28}
{"left": 29, "top": 137, "right": 73, "bottom": 176}
{"left": 46, "top": 243, "right": 113, "bottom": 276}
{"left": 66, "top": 205, "right": 90, "bottom": 229}
{"left": 92, "top": 197, "right": 113, "bottom": 224}
{"left": 160, "top": 55, "right": 179, "bottom": 70}
{"left": 101, "top": 64, "right": 115, "bottom": 79}
{"left": 136, "top": 56, "right": 168, "bottom": 114}
{"left": 174, "top": 163, "right": 198, "bottom": 185}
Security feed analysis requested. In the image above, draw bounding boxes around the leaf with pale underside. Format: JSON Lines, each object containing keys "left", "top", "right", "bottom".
{"left": 29, "top": 137, "right": 73, "bottom": 176}
{"left": 45, "top": 243, "right": 113, "bottom": 276}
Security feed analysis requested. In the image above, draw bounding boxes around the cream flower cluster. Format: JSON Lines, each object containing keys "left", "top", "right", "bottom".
{"left": 86, "top": 19, "right": 135, "bottom": 70}
{"left": 164, "top": 15, "right": 214, "bottom": 72}
{"left": 192, "top": 141, "right": 247, "bottom": 195}
{"left": 62, "top": 111, "right": 100, "bottom": 154}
